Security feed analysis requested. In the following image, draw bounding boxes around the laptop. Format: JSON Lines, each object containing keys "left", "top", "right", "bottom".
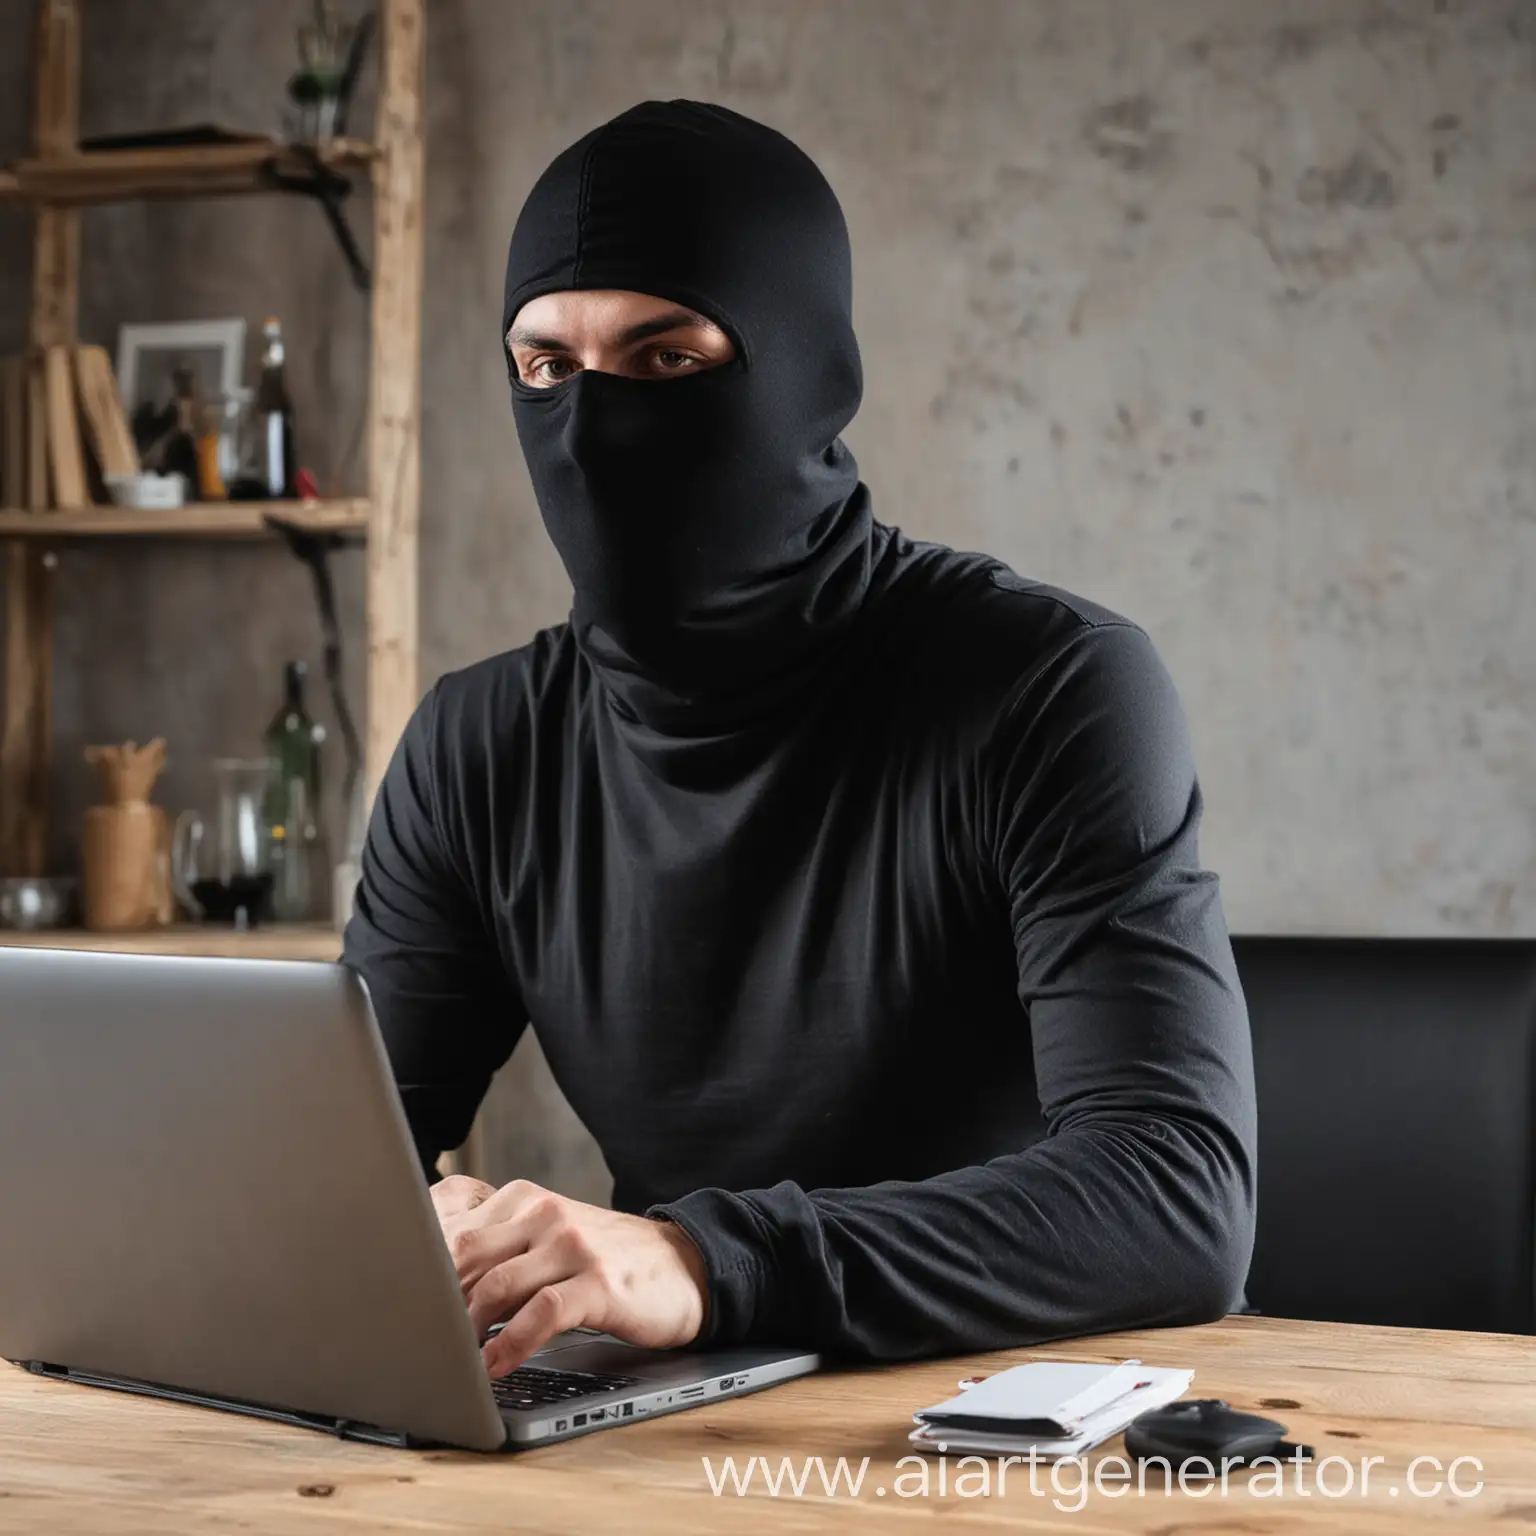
{"left": 0, "top": 947, "right": 818, "bottom": 1450}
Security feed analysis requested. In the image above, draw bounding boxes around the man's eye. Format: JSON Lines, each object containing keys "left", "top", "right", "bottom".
{"left": 651, "top": 348, "right": 700, "bottom": 373}
{"left": 532, "top": 356, "right": 577, "bottom": 384}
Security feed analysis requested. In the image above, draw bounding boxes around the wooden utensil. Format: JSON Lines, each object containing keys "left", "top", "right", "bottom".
{"left": 81, "top": 738, "right": 174, "bottom": 931}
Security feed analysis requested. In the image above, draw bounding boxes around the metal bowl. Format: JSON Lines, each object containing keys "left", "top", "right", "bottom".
{"left": 0, "top": 876, "right": 77, "bottom": 931}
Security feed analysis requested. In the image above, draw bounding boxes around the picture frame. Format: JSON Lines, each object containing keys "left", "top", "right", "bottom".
{"left": 115, "top": 318, "right": 246, "bottom": 426}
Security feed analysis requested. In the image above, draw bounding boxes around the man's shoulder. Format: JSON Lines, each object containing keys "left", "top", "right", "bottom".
{"left": 974, "top": 562, "right": 1143, "bottom": 638}
{"left": 433, "top": 623, "right": 577, "bottom": 718}
{"left": 886, "top": 537, "right": 1154, "bottom": 702}
{"left": 890, "top": 542, "right": 1191, "bottom": 813}
{"left": 428, "top": 622, "right": 578, "bottom": 733}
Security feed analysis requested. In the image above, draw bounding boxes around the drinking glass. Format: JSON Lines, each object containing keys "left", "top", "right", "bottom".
{"left": 171, "top": 757, "right": 277, "bottom": 926}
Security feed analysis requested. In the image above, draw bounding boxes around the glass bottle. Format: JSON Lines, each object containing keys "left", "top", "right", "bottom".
{"left": 196, "top": 400, "right": 227, "bottom": 500}
{"left": 255, "top": 317, "right": 298, "bottom": 500}
{"left": 263, "top": 660, "right": 327, "bottom": 921}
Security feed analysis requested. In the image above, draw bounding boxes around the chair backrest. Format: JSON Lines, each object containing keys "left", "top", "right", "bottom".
{"left": 1233, "top": 935, "right": 1536, "bottom": 1334}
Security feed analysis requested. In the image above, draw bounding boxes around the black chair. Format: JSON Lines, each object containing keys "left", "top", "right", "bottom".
{"left": 1233, "top": 935, "right": 1536, "bottom": 1334}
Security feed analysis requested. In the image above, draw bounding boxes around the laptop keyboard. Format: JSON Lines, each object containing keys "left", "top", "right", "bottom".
{"left": 490, "top": 1364, "right": 643, "bottom": 1412}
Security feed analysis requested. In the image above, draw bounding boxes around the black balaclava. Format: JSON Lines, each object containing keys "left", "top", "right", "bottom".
{"left": 503, "top": 100, "right": 878, "bottom": 734}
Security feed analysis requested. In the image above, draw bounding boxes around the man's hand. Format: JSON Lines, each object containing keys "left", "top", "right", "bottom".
{"left": 430, "top": 1175, "right": 710, "bottom": 1377}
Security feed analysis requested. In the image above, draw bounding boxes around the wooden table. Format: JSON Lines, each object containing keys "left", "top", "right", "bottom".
{"left": 1, "top": 1315, "right": 1530, "bottom": 1532}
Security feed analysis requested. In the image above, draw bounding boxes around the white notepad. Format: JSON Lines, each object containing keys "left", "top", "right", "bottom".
{"left": 910, "top": 1359, "right": 1194, "bottom": 1460}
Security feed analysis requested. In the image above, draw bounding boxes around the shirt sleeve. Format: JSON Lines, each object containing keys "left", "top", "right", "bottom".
{"left": 649, "top": 622, "right": 1258, "bottom": 1359}
{"left": 341, "top": 683, "right": 526, "bottom": 1177}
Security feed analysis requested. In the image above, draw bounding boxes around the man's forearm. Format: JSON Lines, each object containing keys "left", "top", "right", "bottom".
{"left": 650, "top": 1109, "right": 1255, "bottom": 1360}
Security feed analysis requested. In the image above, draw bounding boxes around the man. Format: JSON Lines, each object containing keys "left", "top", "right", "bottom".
{"left": 344, "top": 100, "right": 1256, "bottom": 1381}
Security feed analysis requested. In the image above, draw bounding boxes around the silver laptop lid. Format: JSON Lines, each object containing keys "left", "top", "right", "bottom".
{"left": 0, "top": 948, "right": 506, "bottom": 1451}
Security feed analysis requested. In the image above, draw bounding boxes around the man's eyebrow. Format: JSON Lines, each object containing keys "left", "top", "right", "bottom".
{"left": 506, "top": 327, "right": 563, "bottom": 351}
{"left": 616, "top": 309, "right": 716, "bottom": 346}
{"left": 505, "top": 308, "right": 718, "bottom": 352}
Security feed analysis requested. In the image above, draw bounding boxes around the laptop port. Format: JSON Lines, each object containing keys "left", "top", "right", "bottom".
{"left": 622, "top": 1403, "right": 633, "bottom": 1417}
{"left": 719, "top": 1377, "right": 735, "bottom": 1390}
{"left": 555, "top": 1419, "right": 568, "bottom": 1432}
{"left": 573, "top": 1413, "right": 587, "bottom": 1427}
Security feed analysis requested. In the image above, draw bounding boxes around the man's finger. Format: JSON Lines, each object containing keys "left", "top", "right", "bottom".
{"left": 431, "top": 1175, "right": 497, "bottom": 1220}
{"left": 441, "top": 1185, "right": 570, "bottom": 1288}
{"left": 442, "top": 1212, "right": 534, "bottom": 1293}
{"left": 473, "top": 1179, "right": 566, "bottom": 1230}
{"left": 465, "top": 1247, "right": 571, "bottom": 1337}
{"left": 482, "top": 1275, "right": 601, "bottom": 1378}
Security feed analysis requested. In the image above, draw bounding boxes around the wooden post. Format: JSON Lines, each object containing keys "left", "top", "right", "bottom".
{"left": 365, "top": 0, "right": 424, "bottom": 804}
{"left": 0, "top": 0, "right": 79, "bottom": 877}
{"left": 368, "top": 0, "right": 468, "bottom": 1180}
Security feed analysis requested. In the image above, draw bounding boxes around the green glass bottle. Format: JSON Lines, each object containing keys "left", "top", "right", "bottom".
{"left": 263, "top": 660, "right": 326, "bottom": 921}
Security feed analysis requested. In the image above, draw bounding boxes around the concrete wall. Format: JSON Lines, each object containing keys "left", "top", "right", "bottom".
{"left": 2, "top": 0, "right": 1532, "bottom": 1202}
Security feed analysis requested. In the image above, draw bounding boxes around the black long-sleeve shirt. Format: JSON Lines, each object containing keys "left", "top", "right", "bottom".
{"left": 343, "top": 531, "right": 1257, "bottom": 1361}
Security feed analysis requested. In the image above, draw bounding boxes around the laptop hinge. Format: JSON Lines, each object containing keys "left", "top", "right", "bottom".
{"left": 331, "top": 1417, "right": 414, "bottom": 1447}
{"left": 16, "top": 1360, "right": 414, "bottom": 1448}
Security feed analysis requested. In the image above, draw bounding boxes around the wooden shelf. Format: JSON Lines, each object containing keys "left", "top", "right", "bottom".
{"left": 0, "top": 498, "right": 368, "bottom": 539}
{"left": 0, "top": 922, "right": 342, "bottom": 961}
{"left": 2, "top": 1, "right": 422, "bottom": 904}
{"left": 0, "top": 136, "right": 376, "bottom": 208}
